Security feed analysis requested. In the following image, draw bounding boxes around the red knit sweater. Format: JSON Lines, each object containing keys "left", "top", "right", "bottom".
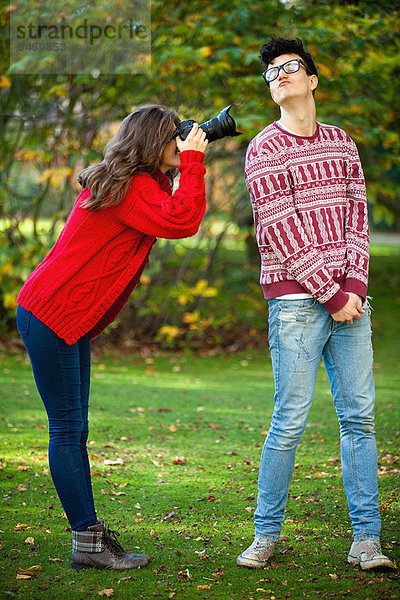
{"left": 17, "top": 150, "right": 206, "bottom": 345}
{"left": 245, "top": 122, "right": 369, "bottom": 314}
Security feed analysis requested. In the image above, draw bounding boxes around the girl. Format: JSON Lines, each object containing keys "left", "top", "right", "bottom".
{"left": 16, "top": 105, "right": 208, "bottom": 570}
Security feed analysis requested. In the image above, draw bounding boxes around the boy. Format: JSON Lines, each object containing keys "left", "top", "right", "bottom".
{"left": 237, "top": 37, "right": 394, "bottom": 572}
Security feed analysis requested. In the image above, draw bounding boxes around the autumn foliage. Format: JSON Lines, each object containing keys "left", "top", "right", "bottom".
{"left": 1, "top": 0, "right": 399, "bottom": 344}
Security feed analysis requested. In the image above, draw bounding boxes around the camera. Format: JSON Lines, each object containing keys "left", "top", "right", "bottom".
{"left": 170, "top": 105, "right": 242, "bottom": 143}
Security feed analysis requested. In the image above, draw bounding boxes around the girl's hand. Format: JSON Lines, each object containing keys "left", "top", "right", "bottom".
{"left": 176, "top": 123, "right": 208, "bottom": 154}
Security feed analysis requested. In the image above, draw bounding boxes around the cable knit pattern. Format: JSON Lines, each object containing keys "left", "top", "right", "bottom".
{"left": 17, "top": 150, "right": 206, "bottom": 345}
{"left": 245, "top": 122, "right": 369, "bottom": 314}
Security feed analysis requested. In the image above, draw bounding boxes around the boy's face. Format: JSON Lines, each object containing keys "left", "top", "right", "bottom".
{"left": 267, "top": 53, "right": 318, "bottom": 106}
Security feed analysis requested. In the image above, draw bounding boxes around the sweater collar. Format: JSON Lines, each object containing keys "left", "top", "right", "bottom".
{"left": 273, "top": 120, "right": 320, "bottom": 141}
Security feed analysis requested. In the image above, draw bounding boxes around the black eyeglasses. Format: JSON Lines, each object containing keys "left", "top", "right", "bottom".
{"left": 262, "top": 59, "right": 309, "bottom": 84}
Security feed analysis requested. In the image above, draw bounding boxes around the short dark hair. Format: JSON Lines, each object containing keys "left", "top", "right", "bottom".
{"left": 260, "top": 37, "right": 318, "bottom": 78}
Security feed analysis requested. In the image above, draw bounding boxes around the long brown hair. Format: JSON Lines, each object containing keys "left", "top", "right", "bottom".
{"left": 78, "top": 104, "right": 180, "bottom": 210}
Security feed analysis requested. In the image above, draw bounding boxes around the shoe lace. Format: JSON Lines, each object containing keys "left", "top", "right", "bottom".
{"left": 101, "top": 522, "right": 126, "bottom": 557}
{"left": 253, "top": 537, "right": 273, "bottom": 556}
{"left": 365, "top": 539, "right": 381, "bottom": 555}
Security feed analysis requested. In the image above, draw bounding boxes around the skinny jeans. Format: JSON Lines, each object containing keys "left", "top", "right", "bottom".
{"left": 16, "top": 306, "right": 97, "bottom": 531}
{"left": 255, "top": 298, "right": 381, "bottom": 542}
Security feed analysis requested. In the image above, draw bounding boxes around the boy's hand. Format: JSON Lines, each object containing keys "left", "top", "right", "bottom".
{"left": 332, "top": 292, "right": 365, "bottom": 325}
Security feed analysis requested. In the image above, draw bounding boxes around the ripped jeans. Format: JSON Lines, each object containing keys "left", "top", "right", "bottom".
{"left": 255, "top": 298, "right": 381, "bottom": 541}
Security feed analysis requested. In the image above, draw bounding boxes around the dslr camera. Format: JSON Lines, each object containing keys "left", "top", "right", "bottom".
{"left": 169, "top": 105, "right": 241, "bottom": 143}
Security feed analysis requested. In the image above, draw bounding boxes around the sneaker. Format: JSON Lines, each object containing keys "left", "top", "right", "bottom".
{"left": 348, "top": 539, "right": 395, "bottom": 571}
{"left": 236, "top": 536, "right": 275, "bottom": 568}
{"left": 71, "top": 521, "right": 151, "bottom": 570}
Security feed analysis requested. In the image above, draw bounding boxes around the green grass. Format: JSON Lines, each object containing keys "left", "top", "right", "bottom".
{"left": 0, "top": 244, "right": 399, "bottom": 600}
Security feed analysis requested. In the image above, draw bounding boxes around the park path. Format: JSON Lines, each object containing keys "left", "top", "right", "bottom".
{"left": 370, "top": 232, "right": 400, "bottom": 245}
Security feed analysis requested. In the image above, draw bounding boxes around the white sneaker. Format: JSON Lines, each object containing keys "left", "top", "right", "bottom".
{"left": 236, "top": 536, "right": 275, "bottom": 568}
{"left": 348, "top": 539, "right": 395, "bottom": 571}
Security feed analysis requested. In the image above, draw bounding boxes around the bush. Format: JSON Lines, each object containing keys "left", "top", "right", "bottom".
{"left": 0, "top": 225, "right": 53, "bottom": 330}
{"left": 0, "top": 219, "right": 267, "bottom": 352}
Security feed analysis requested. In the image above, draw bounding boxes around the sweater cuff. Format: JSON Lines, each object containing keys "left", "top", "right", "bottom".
{"left": 323, "top": 288, "right": 349, "bottom": 315}
{"left": 344, "top": 278, "right": 367, "bottom": 303}
{"left": 179, "top": 150, "right": 205, "bottom": 165}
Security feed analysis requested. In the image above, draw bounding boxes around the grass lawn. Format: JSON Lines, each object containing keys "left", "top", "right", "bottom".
{"left": 0, "top": 243, "right": 399, "bottom": 600}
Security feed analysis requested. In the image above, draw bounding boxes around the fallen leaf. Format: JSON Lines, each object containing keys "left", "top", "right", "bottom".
{"left": 103, "top": 459, "right": 124, "bottom": 466}
{"left": 24, "top": 537, "right": 35, "bottom": 545}
{"left": 98, "top": 589, "right": 114, "bottom": 597}
{"left": 17, "top": 565, "right": 42, "bottom": 578}
{"left": 14, "top": 523, "right": 30, "bottom": 530}
{"left": 328, "top": 456, "right": 340, "bottom": 464}
{"left": 197, "top": 585, "right": 211, "bottom": 590}
{"left": 212, "top": 569, "right": 224, "bottom": 577}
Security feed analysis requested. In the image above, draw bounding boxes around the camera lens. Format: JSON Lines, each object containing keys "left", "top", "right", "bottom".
{"left": 171, "top": 106, "right": 241, "bottom": 143}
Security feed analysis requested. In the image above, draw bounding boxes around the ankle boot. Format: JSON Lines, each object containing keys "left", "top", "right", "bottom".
{"left": 71, "top": 521, "right": 151, "bottom": 570}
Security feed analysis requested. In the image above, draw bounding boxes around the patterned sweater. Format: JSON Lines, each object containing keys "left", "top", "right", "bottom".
{"left": 245, "top": 121, "right": 369, "bottom": 314}
{"left": 17, "top": 150, "right": 206, "bottom": 345}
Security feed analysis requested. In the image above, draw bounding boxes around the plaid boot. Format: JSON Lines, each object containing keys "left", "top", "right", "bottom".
{"left": 71, "top": 521, "right": 151, "bottom": 570}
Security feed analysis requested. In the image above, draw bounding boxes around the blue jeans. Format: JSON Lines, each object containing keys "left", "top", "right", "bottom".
{"left": 255, "top": 298, "right": 381, "bottom": 542}
{"left": 16, "top": 306, "right": 97, "bottom": 531}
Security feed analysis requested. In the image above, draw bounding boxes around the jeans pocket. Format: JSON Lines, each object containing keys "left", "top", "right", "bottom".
{"left": 277, "top": 299, "right": 318, "bottom": 323}
{"left": 16, "top": 306, "right": 32, "bottom": 338}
